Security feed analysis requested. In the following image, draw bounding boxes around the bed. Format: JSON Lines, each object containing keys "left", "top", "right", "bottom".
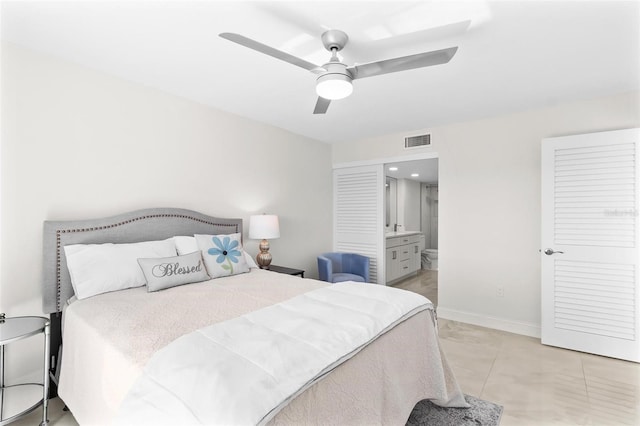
{"left": 42, "top": 208, "right": 466, "bottom": 425}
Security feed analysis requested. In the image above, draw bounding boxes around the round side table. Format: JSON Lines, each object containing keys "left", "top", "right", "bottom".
{"left": 0, "top": 314, "right": 50, "bottom": 426}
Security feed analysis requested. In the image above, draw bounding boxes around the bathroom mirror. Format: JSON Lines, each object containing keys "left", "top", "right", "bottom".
{"left": 385, "top": 177, "right": 397, "bottom": 229}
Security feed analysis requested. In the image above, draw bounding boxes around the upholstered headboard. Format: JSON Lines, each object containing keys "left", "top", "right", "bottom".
{"left": 42, "top": 208, "right": 242, "bottom": 314}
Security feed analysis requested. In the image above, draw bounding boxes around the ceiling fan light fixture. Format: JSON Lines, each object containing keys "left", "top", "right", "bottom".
{"left": 316, "top": 73, "right": 353, "bottom": 100}
{"left": 219, "top": 29, "right": 458, "bottom": 114}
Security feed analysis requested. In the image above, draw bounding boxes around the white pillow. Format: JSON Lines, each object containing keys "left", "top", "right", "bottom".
{"left": 64, "top": 239, "right": 177, "bottom": 300}
{"left": 172, "top": 236, "right": 198, "bottom": 256}
{"left": 174, "top": 235, "right": 258, "bottom": 269}
{"left": 243, "top": 250, "right": 259, "bottom": 269}
{"left": 195, "top": 233, "right": 250, "bottom": 278}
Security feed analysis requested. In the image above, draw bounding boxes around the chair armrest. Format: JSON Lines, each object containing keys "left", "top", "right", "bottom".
{"left": 317, "top": 255, "right": 332, "bottom": 282}
{"left": 352, "top": 254, "right": 370, "bottom": 283}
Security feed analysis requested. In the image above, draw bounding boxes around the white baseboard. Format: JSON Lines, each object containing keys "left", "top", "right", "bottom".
{"left": 437, "top": 307, "right": 541, "bottom": 338}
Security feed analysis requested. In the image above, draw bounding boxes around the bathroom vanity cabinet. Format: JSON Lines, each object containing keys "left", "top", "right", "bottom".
{"left": 385, "top": 232, "right": 421, "bottom": 284}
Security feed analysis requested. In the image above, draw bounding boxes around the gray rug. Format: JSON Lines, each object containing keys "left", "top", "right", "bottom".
{"left": 406, "top": 394, "right": 503, "bottom": 426}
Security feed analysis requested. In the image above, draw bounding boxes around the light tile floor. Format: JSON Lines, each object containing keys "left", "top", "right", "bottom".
{"left": 13, "top": 270, "right": 640, "bottom": 426}
{"left": 394, "top": 269, "right": 640, "bottom": 426}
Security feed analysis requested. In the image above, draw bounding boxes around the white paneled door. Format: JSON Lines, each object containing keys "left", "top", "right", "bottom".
{"left": 334, "top": 165, "right": 384, "bottom": 284}
{"left": 541, "top": 128, "right": 640, "bottom": 362}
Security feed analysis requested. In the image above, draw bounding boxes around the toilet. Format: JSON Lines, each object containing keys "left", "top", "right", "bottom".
{"left": 422, "top": 249, "right": 438, "bottom": 270}
{"left": 417, "top": 235, "right": 438, "bottom": 270}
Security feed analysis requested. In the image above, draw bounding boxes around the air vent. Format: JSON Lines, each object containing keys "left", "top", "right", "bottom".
{"left": 405, "top": 134, "right": 431, "bottom": 148}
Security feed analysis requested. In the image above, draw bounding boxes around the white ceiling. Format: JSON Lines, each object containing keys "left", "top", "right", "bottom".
{"left": 386, "top": 159, "right": 439, "bottom": 183}
{"left": 1, "top": 1, "right": 639, "bottom": 144}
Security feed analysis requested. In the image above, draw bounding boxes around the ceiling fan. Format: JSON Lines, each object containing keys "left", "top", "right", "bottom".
{"left": 219, "top": 30, "right": 458, "bottom": 114}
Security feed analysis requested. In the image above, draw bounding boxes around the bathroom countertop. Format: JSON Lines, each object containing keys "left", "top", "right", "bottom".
{"left": 385, "top": 231, "right": 422, "bottom": 238}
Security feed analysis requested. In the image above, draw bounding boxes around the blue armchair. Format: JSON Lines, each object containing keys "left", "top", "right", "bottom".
{"left": 317, "top": 252, "right": 370, "bottom": 283}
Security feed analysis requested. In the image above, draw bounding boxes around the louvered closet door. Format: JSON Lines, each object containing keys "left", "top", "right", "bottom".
{"left": 334, "top": 165, "right": 384, "bottom": 284}
{"left": 541, "top": 128, "right": 640, "bottom": 362}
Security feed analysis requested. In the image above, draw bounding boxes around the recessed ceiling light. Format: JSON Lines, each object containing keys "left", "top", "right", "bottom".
{"left": 389, "top": 167, "right": 398, "bottom": 171}
{"left": 411, "top": 173, "right": 419, "bottom": 177}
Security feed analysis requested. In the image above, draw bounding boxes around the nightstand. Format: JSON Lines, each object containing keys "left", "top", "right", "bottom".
{"left": 267, "top": 265, "right": 305, "bottom": 278}
{"left": 0, "top": 314, "right": 50, "bottom": 426}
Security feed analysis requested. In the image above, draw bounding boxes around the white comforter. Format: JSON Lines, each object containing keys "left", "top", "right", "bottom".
{"left": 115, "top": 282, "right": 433, "bottom": 425}
{"left": 58, "top": 269, "right": 467, "bottom": 425}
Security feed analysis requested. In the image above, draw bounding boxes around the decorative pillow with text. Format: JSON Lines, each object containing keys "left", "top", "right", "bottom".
{"left": 138, "top": 251, "right": 210, "bottom": 292}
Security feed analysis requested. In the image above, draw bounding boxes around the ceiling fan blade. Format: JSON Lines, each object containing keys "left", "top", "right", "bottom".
{"left": 219, "top": 32, "right": 319, "bottom": 71}
{"left": 348, "top": 46, "right": 458, "bottom": 80}
{"left": 313, "top": 97, "right": 331, "bottom": 114}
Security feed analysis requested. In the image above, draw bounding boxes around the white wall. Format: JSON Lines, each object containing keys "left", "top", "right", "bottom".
{"left": 333, "top": 91, "right": 640, "bottom": 336}
{"left": 421, "top": 184, "right": 438, "bottom": 249}
{"left": 396, "top": 178, "right": 421, "bottom": 232}
{"left": 0, "top": 43, "right": 333, "bottom": 380}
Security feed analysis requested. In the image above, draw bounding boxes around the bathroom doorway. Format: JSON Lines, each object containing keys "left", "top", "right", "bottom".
{"left": 385, "top": 158, "right": 439, "bottom": 305}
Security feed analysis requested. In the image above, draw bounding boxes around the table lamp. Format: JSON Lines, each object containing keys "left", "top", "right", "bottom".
{"left": 249, "top": 214, "right": 280, "bottom": 269}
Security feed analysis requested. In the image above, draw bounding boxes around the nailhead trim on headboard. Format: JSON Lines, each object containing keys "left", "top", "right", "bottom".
{"left": 53, "top": 213, "right": 239, "bottom": 312}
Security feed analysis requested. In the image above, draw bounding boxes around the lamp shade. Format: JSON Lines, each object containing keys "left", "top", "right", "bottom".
{"left": 249, "top": 215, "right": 280, "bottom": 239}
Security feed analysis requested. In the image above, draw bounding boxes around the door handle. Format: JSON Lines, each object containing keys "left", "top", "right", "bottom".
{"left": 543, "top": 248, "right": 564, "bottom": 255}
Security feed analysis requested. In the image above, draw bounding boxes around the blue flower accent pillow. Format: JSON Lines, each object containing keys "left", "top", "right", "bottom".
{"left": 195, "top": 233, "right": 250, "bottom": 279}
